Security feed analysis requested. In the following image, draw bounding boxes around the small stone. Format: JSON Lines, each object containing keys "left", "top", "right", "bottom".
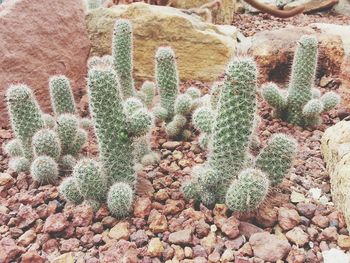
{"left": 17, "top": 229, "right": 36, "bottom": 247}
{"left": 72, "top": 203, "right": 94, "bottom": 227}
{"left": 0, "top": 237, "right": 25, "bottom": 263}
{"left": 286, "top": 227, "right": 309, "bottom": 246}
{"left": 101, "top": 216, "right": 117, "bottom": 228}
{"left": 291, "top": 191, "right": 305, "bottom": 203}
{"left": 256, "top": 205, "right": 278, "bottom": 227}
{"left": 17, "top": 204, "right": 39, "bottom": 229}
{"left": 173, "top": 150, "right": 183, "bottom": 160}
{"left": 225, "top": 236, "right": 244, "bottom": 250}
{"left": 193, "top": 245, "right": 207, "bottom": 258}
{"left": 163, "top": 141, "right": 181, "bottom": 150}
{"left": 148, "top": 210, "right": 168, "bottom": 233}
{"left": 250, "top": 232, "right": 291, "bottom": 262}
{"left": 309, "top": 188, "right": 322, "bottom": 200}
{"left": 221, "top": 216, "right": 240, "bottom": 239}
{"left": 169, "top": 229, "right": 192, "bottom": 245}
{"left": 164, "top": 199, "right": 185, "bottom": 215}
{"left": 322, "top": 248, "right": 350, "bottom": 263}
{"left": 238, "top": 222, "right": 264, "bottom": 238}
{"left": 60, "top": 238, "right": 80, "bottom": 253}
{"left": 208, "top": 251, "right": 220, "bottom": 262}
{"left": 134, "top": 197, "right": 152, "bottom": 218}
{"left": 147, "top": 238, "right": 164, "bottom": 257}
{"left": 278, "top": 207, "right": 301, "bottom": 231}
{"left": 154, "top": 189, "right": 169, "bottom": 201}
{"left": 108, "top": 222, "right": 130, "bottom": 240}
{"left": 338, "top": 235, "right": 350, "bottom": 249}
{"left": 312, "top": 215, "right": 329, "bottom": 228}
{"left": 221, "top": 249, "right": 234, "bottom": 262}
{"left": 319, "top": 226, "right": 338, "bottom": 242}
{"left": 130, "top": 230, "right": 148, "bottom": 247}
{"left": 0, "top": 173, "right": 14, "bottom": 186}
{"left": 43, "top": 213, "right": 69, "bottom": 233}
{"left": 51, "top": 252, "right": 74, "bottom": 263}
{"left": 184, "top": 247, "right": 193, "bottom": 258}
{"left": 296, "top": 203, "right": 316, "bottom": 218}
{"left": 200, "top": 232, "right": 216, "bottom": 254}
{"left": 172, "top": 244, "right": 185, "bottom": 260}
{"left": 21, "top": 251, "right": 45, "bottom": 263}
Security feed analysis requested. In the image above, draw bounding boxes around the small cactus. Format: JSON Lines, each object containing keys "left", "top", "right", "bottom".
{"left": 32, "top": 129, "right": 61, "bottom": 159}
{"left": 4, "top": 139, "right": 23, "bottom": 157}
{"left": 185, "top": 87, "right": 201, "bottom": 99}
{"left": 49, "top": 75, "right": 76, "bottom": 116}
{"left": 57, "top": 114, "right": 78, "bottom": 154}
{"left": 9, "top": 157, "right": 30, "bottom": 173}
{"left": 174, "top": 94, "right": 192, "bottom": 116}
{"left": 138, "top": 81, "right": 156, "bottom": 107}
{"left": 192, "top": 107, "right": 213, "bottom": 133}
{"left": 107, "top": 182, "right": 134, "bottom": 218}
{"left": 43, "top": 114, "right": 56, "bottom": 129}
{"left": 69, "top": 129, "right": 87, "bottom": 156}
{"left": 60, "top": 154, "right": 77, "bottom": 171}
{"left": 321, "top": 91, "right": 340, "bottom": 112}
{"left": 59, "top": 177, "right": 84, "bottom": 204}
{"left": 79, "top": 118, "right": 93, "bottom": 130}
{"left": 31, "top": 156, "right": 59, "bottom": 184}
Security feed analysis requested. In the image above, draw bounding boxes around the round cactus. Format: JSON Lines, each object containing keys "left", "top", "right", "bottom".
{"left": 198, "top": 133, "right": 210, "bottom": 149}
{"left": 43, "top": 114, "right": 56, "bottom": 129}
{"left": 152, "top": 106, "right": 168, "bottom": 122}
{"left": 255, "top": 133, "right": 297, "bottom": 186}
{"left": 181, "top": 178, "right": 200, "bottom": 200}
{"left": 31, "top": 156, "right": 59, "bottom": 184}
{"left": 32, "top": 129, "right": 61, "bottom": 159}
{"left": 192, "top": 107, "right": 213, "bottom": 133}
{"left": 79, "top": 118, "right": 93, "bottom": 130}
{"left": 124, "top": 97, "right": 144, "bottom": 116}
{"left": 107, "top": 182, "right": 134, "bottom": 218}
{"left": 174, "top": 94, "right": 193, "bottom": 115}
{"left": 302, "top": 99, "right": 323, "bottom": 117}
{"left": 185, "top": 86, "right": 201, "bottom": 99}
{"left": 59, "top": 177, "right": 84, "bottom": 204}
{"left": 128, "top": 108, "right": 153, "bottom": 137}
{"left": 155, "top": 46, "right": 179, "bottom": 120}
{"left": 73, "top": 159, "right": 107, "bottom": 202}
{"left": 57, "top": 114, "right": 78, "bottom": 154}
{"left": 6, "top": 84, "right": 44, "bottom": 159}
{"left": 4, "top": 139, "right": 23, "bottom": 157}
{"left": 172, "top": 114, "right": 187, "bottom": 128}
{"left": 165, "top": 122, "right": 181, "bottom": 138}
{"left": 9, "top": 157, "right": 30, "bottom": 173}
{"left": 69, "top": 129, "right": 87, "bottom": 156}
{"left": 85, "top": 199, "right": 101, "bottom": 212}
{"left": 112, "top": 19, "right": 135, "bottom": 99}
{"left": 141, "top": 152, "right": 160, "bottom": 166}
{"left": 181, "top": 129, "right": 192, "bottom": 141}
{"left": 321, "top": 91, "right": 340, "bottom": 112}
{"left": 49, "top": 75, "right": 76, "bottom": 116}
{"left": 225, "top": 169, "right": 269, "bottom": 212}
{"left": 59, "top": 154, "right": 77, "bottom": 171}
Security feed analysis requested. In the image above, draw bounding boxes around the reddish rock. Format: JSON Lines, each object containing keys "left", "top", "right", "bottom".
{"left": 133, "top": 197, "right": 152, "bottom": 218}
{"left": 42, "top": 239, "right": 59, "bottom": 254}
{"left": 72, "top": 203, "right": 94, "bottom": 227}
{"left": 148, "top": 210, "right": 168, "bottom": 233}
{"left": 16, "top": 205, "right": 39, "bottom": 229}
{"left": 0, "top": 0, "right": 90, "bottom": 127}
{"left": 17, "top": 229, "right": 36, "bottom": 247}
{"left": 286, "top": 227, "right": 309, "bottom": 246}
{"left": 60, "top": 238, "right": 80, "bottom": 253}
{"left": 250, "top": 232, "right": 291, "bottom": 262}
{"left": 43, "top": 213, "right": 69, "bottom": 234}
{"left": 221, "top": 216, "right": 240, "bottom": 239}
{"left": 312, "top": 215, "right": 329, "bottom": 228}
{"left": 238, "top": 222, "right": 264, "bottom": 239}
{"left": 0, "top": 237, "right": 25, "bottom": 263}
{"left": 99, "top": 240, "right": 138, "bottom": 263}
{"left": 256, "top": 205, "right": 278, "bottom": 227}
{"left": 319, "top": 226, "right": 339, "bottom": 242}
{"left": 169, "top": 229, "right": 192, "bottom": 245}
{"left": 278, "top": 207, "right": 301, "bottom": 231}
{"left": 296, "top": 203, "right": 317, "bottom": 219}
{"left": 21, "top": 251, "right": 45, "bottom": 263}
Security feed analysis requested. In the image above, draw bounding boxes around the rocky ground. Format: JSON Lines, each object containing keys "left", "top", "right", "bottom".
{"left": 1, "top": 12, "right": 350, "bottom": 263}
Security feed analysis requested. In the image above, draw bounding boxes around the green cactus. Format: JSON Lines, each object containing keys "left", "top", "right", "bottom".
{"left": 88, "top": 68, "right": 135, "bottom": 185}
{"left": 124, "top": 97, "right": 144, "bottom": 116}
{"left": 87, "top": 0, "right": 102, "bottom": 10}
{"left": 59, "top": 154, "right": 77, "bottom": 171}
{"left": 261, "top": 82, "right": 286, "bottom": 112}
{"left": 9, "top": 157, "right": 30, "bottom": 173}
{"left": 153, "top": 106, "right": 169, "bottom": 122}
{"left": 69, "top": 129, "right": 87, "bottom": 156}
{"left": 127, "top": 108, "right": 153, "bottom": 137}
{"left": 73, "top": 159, "right": 107, "bottom": 202}
{"left": 210, "top": 82, "right": 223, "bottom": 109}
{"left": 6, "top": 84, "right": 44, "bottom": 159}
{"left": 57, "top": 114, "right": 78, "bottom": 154}
{"left": 31, "top": 156, "right": 59, "bottom": 184}
{"left": 225, "top": 169, "right": 269, "bottom": 212}
{"left": 4, "top": 139, "right": 23, "bottom": 157}
{"left": 155, "top": 46, "right": 179, "bottom": 121}
{"left": 107, "top": 182, "right": 134, "bottom": 218}
{"left": 43, "top": 114, "right": 56, "bottom": 129}
{"left": 112, "top": 19, "right": 135, "bottom": 99}
{"left": 174, "top": 94, "right": 192, "bottom": 116}
{"left": 59, "top": 177, "right": 84, "bottom": 204}
{"left": 79, "top": 118, "right": 93, "bottom": 130}
{"left": 138, "top": 81, "right": 156, "bottom": 107}
{"left": 172, "top": 114, "right": 187, "bottom": 128}
{"left": 185, "top": 86, "right": 201, "bottom": 99}
{"left": 32, "top": 129, "right": 61, "bottom": 159}
{"left": 181, "top": 178, "right": 200, "bottom": 200}
{"left": 85, "top": 199, "right": 101, "bottom": 212}
{"left": 192, "top": 107, "right": 213, "bottom": 133}
{"left": 49, "top": 75, "right": 76, "bottom": 116}
{"left": 321, "top": 91, "right": 340, "bottom": 112}
{"left": 255, "top": 134, "right": 297, "bottom": 185}
{"left": 198, "top": 133, "right": 210, "bottom": 149}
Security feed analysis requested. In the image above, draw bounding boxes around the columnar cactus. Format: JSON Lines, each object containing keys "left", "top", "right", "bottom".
{"left": 137, "top": 81, "right": 156, "bottom": 108}
{"left": 56, "top": 114, "right": 79, "bottom": 154}
{"left": 261, "top": 35, "right": 340, "bottom": 127}
{"left": 49, "top": 75, "right": 76, "bottom": 116}
{"left": 6, "top": 84, "right": 44, "bottom": 159}
{"left": 112, "top": 19, "right": 135, "bottom": 99}
{"left": 182, "top": 57, "right": 298, "bottom": 211}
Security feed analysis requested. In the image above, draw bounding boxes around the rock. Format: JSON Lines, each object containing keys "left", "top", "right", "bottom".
{"left": 322, "top": 248, "right": 350, "bottom": 263}
{"left": 51, "top": 253, "right": 74, "bottom": 263}
{"left": 21, "top": 251, "right": 45, "bottom": 263}
{"left": 86, "top": 3, "right": 237, "bottom": 83}
{"left": 312, "top": 214, "right": 330, "bottom": 228}
{"left": 108, "top": 222, "right": 130, "bottom": 240}
{"left": 43, "top": 213, "right": 69, "bottom": 234}
{"left": 16, "top": 204, "right": 39, "bottom": 229}
{"left": 285, "top": 227, "right": 309, "bottom": 246}
{"left": 72, "top": 203, "right": 94, "bottom": 227}
{"left": 0, "top": 173, "right": 13, "bottom": 186}
{"left": 296, "top": 203, "right": 316, "bottom": 218}
{"left": 99, "top": 240, "right": 138, "bottom": 263}
{"left": 60, "top": 238, "right": 80, "bottom": 253}
{"left": 248, "top": 26, "right": 344, "bottom": 83}
{"left": 278, "top": 207, "right": 301, "bottom": 231}
{"left": 256, "top": 205, "right": 278, "bottom": 227}
{"left": 284, "top": 0, "right": 342, "bottom": 13}
{"left": 169, "top": 229, "right": 192, "bottom": 245}
{"left": 130, "top": 230, "right": 148, "bottom": 247}
{"left": 220, "top": 216, "right": 240, "bottom": 239}
{"left": 338, "top": 235, "right": 350, "bottom": 249}
{"left": 0, "top": 237, "right": 25, "bottom": 263}
{"left": 250, "top": 232, "right": 291, "bottom": 262}
{"left": 162, "top": 141, "right": 182, "bottom": 150}
{"left": 147, "top": 238, "right": 164, "bottom": 257}
{"left": 333, "top": 0, "right": 350, "bottom": 15}
{"left": 221, "top": 249, "right": 234, "bottom": 262}
{"left": 200, "top": 232, "right": 216, "bottom": 254}
{"left": 133, "top": 197, "right": 152, "bottom": 218}
{"left": 0, "top": 0, "right": 90, "bottom": 127}
{"left": 290, "top": 191, "right": 306, "bottom": 203}
{"left": 148, "top": 210, "right": 168, "bottom": 233}
{"left": 17, "top": 229, "right": 36, "bottom": 247}
{"left": 238, "top": 221, "right": 264, "bottom": 238}
{"left": 319, "top": 226, "right": 339, "bottom": 241}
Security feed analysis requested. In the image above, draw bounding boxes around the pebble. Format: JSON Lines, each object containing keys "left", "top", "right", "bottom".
{"left": 169, "top": 229, "right": 192, "bottom": 245}
{"left": 147, "top": 238, "right": 164, "bottom": 257}
{"left": 108, "top": 222, "right": 130, "bottom": 240}
{"left": 278, "top": 207, "right": 301, "bottom": 230}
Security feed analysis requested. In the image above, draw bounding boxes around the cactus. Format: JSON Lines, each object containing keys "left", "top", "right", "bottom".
{"left": 79, "top": 118, "right": 93, "bottom": 130}
{"left": 59, "top": 177, "right": 84, "bottom": 204}
{"left": 9, "top": 157, "right": 30, "bottom": 173}
{"left": 31, "top": 156, "right": 59, "bottom": 184}
{"left": 73, "top": 159, "right": 107, "bottom": 202}
{"left": 60, "top": 154, "right": 77, "bottom": 171}
{"left": 57, "top": 114, "right": 78, "bottom": 154}
{"left": 225, "top": 169, "right": 269, "bottom": 212}
{"left": 192, "top": 107, "right": 213, "bottom": 133}
{"left": 49, "top": 75, "right": 76, "bottom": 116}
{"left": 87, "top": 0, "right": 102, "bottom": 10}
{"left": 32, "top": 129, "right": 61, "bottom": 159}
{"left": 4, "top": 139, "right": 23, "bottom": 157}
{"left": 155, "top": 46, "right": 179, "bottom": 121}
{"left": 6, "top": 84, "right": 44, "bottom": 159}
{"left": 69, "top": 129, "right": 87, "bottom": 156}
{"left": 210, "top": 82, "right": 223, "bottom": 109}
{"left": 112, "top": 19, "right": 135, "bottom": 99}
{"left": 185, "top": 86, "right": 201, "bottom": 99}
{"left": 174, "top": 94, "right": 192, "bottom": 116}
{"left": 138, "top": 81, "right": 156, "bottom": 107}
{"left": 107, "top": 182, "right": 134, "bottom": 218}
{"left": 261, "top": 35, "right": 340, "bottom": 127}
{"left": 43, "top": 114, "right": 56, "bottom": 129}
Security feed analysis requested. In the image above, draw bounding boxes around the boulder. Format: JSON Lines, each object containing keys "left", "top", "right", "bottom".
{"left": 321, "top": 120, "right": 350, "bottom": 232}
{"left": 85, "top": 3, "right": 237, "bottom": 83}
{"left": 246, "top": 26, "right": 344, "bottom": 83}
{"left": 284, "top": 0, "right": 340, "bottom": 13}
{"left": 0, "top": 0, "right": 91, "bottom": 127}
{"left": 333, "top": 0, "right": 350, "bottom": 16}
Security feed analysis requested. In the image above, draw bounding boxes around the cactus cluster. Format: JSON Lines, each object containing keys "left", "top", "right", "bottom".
{"left": 5, "top": 76, "right": 87, "bottom": 184}
{"left": 262, "top": 35, "right": 340, "bottom": 127}
{"left": 153, "top": 46, "right": 203, "bottom": 139}
{"left": 182, "top": 57, "right": 298, "bottom": 212}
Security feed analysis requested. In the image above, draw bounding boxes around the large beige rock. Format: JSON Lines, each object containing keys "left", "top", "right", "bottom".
{"left": 247, "top": 26, "right": 344, "bottom": 83}
{"left": 86, "top": 3, "right": 237, "bottom": 83}
{"left": 0, "top": 0, "right": 90, "bottom": 128}
{"left": 333, "top": 0, "right": 350, "bottom": 15}
{"left": 321, "top": 120, "right": 350, "bottom": 232}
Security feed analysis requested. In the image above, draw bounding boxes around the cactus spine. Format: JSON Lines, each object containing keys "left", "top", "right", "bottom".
{"left": 112, "top": 19, "right": 135, "bottom": 99}
{"left": 261, "top": 35, "right": 340, "bottom": 127}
